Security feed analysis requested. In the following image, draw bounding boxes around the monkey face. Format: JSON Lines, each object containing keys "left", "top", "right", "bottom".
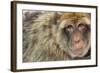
{"left": 57, "top": 13, "right": 91, "bottom": 58}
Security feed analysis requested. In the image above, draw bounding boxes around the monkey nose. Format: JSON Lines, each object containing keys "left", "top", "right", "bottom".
{"left": 71, "top": 40, "right": 84, "bottom": 50}
{"left": 72, "top": 36, "right": 81, "bottom": 43}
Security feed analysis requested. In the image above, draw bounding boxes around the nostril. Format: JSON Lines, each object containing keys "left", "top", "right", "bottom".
{"left": 72, "top": 36, "right": 81, "bottom": 43}
{"left": 74, "top": 40, "right": 80, "bottom": 43}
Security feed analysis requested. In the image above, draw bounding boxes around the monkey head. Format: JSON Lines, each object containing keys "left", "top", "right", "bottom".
{"left": 56, "top": 13, "right": 91, "bottom": 59}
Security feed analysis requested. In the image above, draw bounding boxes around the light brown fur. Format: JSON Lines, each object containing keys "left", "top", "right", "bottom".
{"left": 23, "top": 12, "right": 90, "bottom": 62}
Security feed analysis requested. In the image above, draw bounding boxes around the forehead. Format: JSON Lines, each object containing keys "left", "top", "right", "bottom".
{"left": 60, "top": 12, "right": 90, "bottom": 19}
{"left": 60, "top": 13, "right": 90, "bottom": 25}
{"left": 77, "top": 17, "right": 91, "bottom": 25}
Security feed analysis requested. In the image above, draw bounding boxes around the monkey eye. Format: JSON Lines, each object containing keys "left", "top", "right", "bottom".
{"left": 66, "top": 25, "right": 74, "bottom": 32}
{"left": 78, "top": 24, "right": 86, "bottom": 31}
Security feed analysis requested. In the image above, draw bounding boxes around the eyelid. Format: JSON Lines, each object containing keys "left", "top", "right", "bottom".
{"left": 65, "top": 25, "right": 74, "bottom": 32}
{"left": 66, "top": 24, "right": 73, "bottom": 28}
{"left": 78, "top": 23, "right": 86, "bottom": 27}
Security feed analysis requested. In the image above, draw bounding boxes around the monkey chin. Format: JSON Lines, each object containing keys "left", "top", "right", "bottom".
{"left": 68, "top": 41, "right": 90, "bottom": 59}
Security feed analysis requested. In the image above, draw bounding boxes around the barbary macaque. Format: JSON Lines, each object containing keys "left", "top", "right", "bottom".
{"left": 23, "top": 11, "right": 91, "bottom": 62}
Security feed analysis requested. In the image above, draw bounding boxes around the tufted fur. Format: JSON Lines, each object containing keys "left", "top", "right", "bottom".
{"left": 23, "top": 11, "right": 90, "bottom": 62}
